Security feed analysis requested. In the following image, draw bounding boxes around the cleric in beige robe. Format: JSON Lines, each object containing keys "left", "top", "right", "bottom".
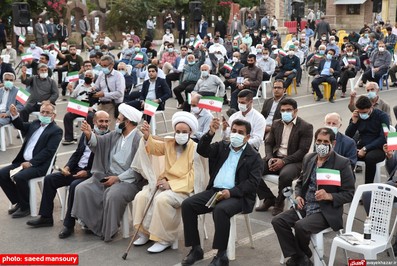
{"left": 72, "top": 104, "right": 146, "bottom": 242}
{"left": 132, "top": 111, "right": 201, "bottom": 253}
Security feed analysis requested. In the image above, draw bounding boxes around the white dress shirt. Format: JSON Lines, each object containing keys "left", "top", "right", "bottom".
{"left": 23, "top": 124, "right": 48, "bottom": 161}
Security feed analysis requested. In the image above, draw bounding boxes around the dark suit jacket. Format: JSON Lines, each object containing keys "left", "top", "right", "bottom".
{"left": 12, "top": 117, "right": 63, "bottom": 173}
{"left": 0, "top": 63, "right": 15, "bottom": 83}
{"left": 335, "top": 132, "right": 357, "bottom": 168}
{"left": 197, "top": 132, "right": 263, "bottom": 213}
{"left": 317, "top": 59, "right": 340, "bottom": 78}
{"left": 66, "top": 134, "right": 94, "bottom": 175}
{"left": 177, "top": 20, "right": 188, "bottom": 32}
{"left": 260, "top": 95, "right": 287, "bottom": 123}
{"left": 265, "top": 117, "right": 313, "bottom": 165}
{"left": 139, "top": 78, "right": 172, "bottom": 110}
{"left": 295, "top": 152, "right": 355, "bottom": 230}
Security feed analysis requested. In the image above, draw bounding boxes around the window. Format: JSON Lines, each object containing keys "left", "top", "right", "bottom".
{"left": 347, "top": 5, "right": 360, "bottom": 15}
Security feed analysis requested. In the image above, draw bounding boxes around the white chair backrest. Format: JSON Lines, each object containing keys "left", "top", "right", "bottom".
{"left": 346, "top": 183, "right": 397, "bottom": 243}
{"left": 46, "top": 143, "right": 61, "bottom": 176}
{"left": 126, "top": 65, "right": 132, "bottom": 76}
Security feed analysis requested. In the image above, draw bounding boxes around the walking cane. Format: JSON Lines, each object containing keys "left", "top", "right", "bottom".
{"left": 122, "top": 186, "right": 159, "bottom": 260}
{"left": 282, "top": 186, "right": 327, "bottom": 266}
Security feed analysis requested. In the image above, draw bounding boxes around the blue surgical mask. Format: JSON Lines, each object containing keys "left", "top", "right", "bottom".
{"left": 30, "top": 44, "right": 36, "bottom": 49}
{"left": 4, "top": 81, "right": 13, "bottom": 89}
{"left": 188, "top": 61, "right": 195, "bottom": 65}
{"left": 95, "top": 45, "right": 100, "bottom": 50}
{"left": 201, "top": 70, "right": 209, "bottom": 78}
{"left": 134, "top": 47, "right": 140, "bottom": 52}
{"left": 39, "top": 115, "right": 52, "bottom": 125}
{"left": 281, "top": 111, "right": 293, "bottom": 123}
{"left": 230, "top": 133, "right": 245, "bottom": 148}
{"left": 326, "top": 54, "right": 333, "bottom": 60}
{"left": 102, "top": 67, "right": 111, "bottom": 75}
{"left": 319, "top": 50, "right": 325, "bottom": 55}
{"left": 327, "top": 126, "right": 338, "bottom": 135}
{"left": 367, "top": 91, "right": 377, "bottom": 99}
{"left": 115, "top": 122, "right": 126, "bottom": 134}
{"left": 94, "top": 125, "right": 109, "bottom": 135}
{"left": 119, "top": 70, "right": 126, "bottom": 76}
{"left": 359, "top": 113, "right": 370, "bottom": 120}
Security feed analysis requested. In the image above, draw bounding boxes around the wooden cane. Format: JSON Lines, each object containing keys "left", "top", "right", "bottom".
{"left": 122, "top": 186, "right": 159, "bottom": 260}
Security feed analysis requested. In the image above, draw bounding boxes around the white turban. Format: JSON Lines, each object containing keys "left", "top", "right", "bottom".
{"left": 118, "top": 103, "right": 142, "bottom": 123}
{"left": 172, "top": 111, "right": 198, "bottom": 133}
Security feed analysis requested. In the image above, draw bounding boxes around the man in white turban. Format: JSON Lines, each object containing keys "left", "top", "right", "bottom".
{"left": 132, "top": 111, "right": 200, "bottom": 253}
{"left": 72, "top": 103, "right": 147, "bottom": 242}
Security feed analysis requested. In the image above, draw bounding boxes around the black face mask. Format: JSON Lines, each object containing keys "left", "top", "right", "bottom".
{"left": 91, "top": 61, "right": 97, "bottom": 67}
{"left": 247, "top": 63, "right": 254, "bottom": 67}
{"left": 84, "top": 77, "right": 92, "bottom": 84}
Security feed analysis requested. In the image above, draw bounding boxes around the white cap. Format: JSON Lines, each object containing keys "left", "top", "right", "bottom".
{"left": 118, "top": 103, "right": 142, "bottom": 123}
{"left": 172, "top": 111, "right": 198, "bottom": 133}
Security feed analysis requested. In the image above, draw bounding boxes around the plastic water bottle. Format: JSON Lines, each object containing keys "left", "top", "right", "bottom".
{"left": 363, "top": 216, "right": 371, "bottom": 244}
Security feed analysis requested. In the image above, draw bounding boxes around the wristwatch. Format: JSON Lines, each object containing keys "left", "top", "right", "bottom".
{"left": 362, "top": 146, "right": 367, "bottom": 152}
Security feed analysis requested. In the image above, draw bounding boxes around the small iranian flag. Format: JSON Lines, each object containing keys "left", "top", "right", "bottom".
{"left": 67, "top": 98, "right": 89, "bottom": 117}
{"left": 193, "top": 39, "right": 202, "bottom": 49}
{"left": 316, "top": 168, "right": 341, "bottom": 186}
{"left": 382, "top": 123, "right": 389, "bottom": 137}
{"left": 363, "top": 44, "right": 370, "bottom": 52}
{"left": 233, "top": 33, "right": 242, "bottom": 41}
{"left": 134, "top": 52, "right": 143, "bottom": 61}
{"left": 143, "top": 99, "right": 159, "bottom": 117}
{"left": 278, "top": 49, "right": 287, "bottom": 56}
{"left": 223, "top": 62, "right": 233, "bottom": 72}
{"left": 387, "top": 132, "right": 397, "bottom": 151}
{"left": 313, "top": 53, "right": 324, "bottom": 59}
{"left": 18, "top": 35, "right": 26, "bottom": 44}
{"left": 21, "top": 53, "right": 33, "bottom": 62}
{"left": 67, "top": 71, "right": 79, "bottom": 82}
{"left": 16, "top": 88, "right": 30, "bottom": 105}
{"left": 198, "top": 96, "right": 223, "bottom": 112}
{"left": 48, "top": 41, "right": 59, "bottom": 48}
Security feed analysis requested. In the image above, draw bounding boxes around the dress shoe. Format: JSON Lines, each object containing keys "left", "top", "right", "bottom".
{"left": 59, "top": 227, "right": 74, "bottom": 239}
{"left": 26, "top": 216, "right": 54, "bottom": 227}
{"left": 208, "top": 254, "right": 229, "bottom": 266}
{"left": 133, "top": 234, "right": 150, "bottom": 246}
{"left": 272, "top": 198, "right": 285, "bottom": 216}
{"left": 8, "top": 203, "right": 20, "bottom": 215}
{"left": 298, "top": 255, "right": 313, "bottom": 266}
{"left": 181, "top": 247, "right": 204, "bottom": 266}
{"left": 285, "top": 255, "right": 299, "bottom": 266}
{"left": 329, "top": 98, "right": 335, "bottom": 103}
{"left": 147, "top": 241, "right": 171, "bottom": 253}
{"left": 255, "top": 198, "right": 275, "bottom": 212}
{"left": 12, "top": 208, "right": 30, "bottom": 218}
{"left": 315, "top": 96, "right": 323, "bottom": 102}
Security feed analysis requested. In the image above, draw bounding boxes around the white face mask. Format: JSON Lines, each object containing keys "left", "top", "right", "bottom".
{"left": 330, "top": 40, "right": 335, "bottom": 44}
{"left": 347, "top": 52, "right": 353, "bottom": 56}
{"left": 263, "top": 54, "right": 269, "bottom": 59}
{"left": 232, "top": 57, "right": 239, "bottom": 63}
{"left": 175, "top": 133, "right": 189, "bottom": 145}
{"left": 238, "top": 103, "right": 248, "bottom": 112}
{"left": 6, "top": 45, "right": 11, "bottom": 49}
{"left": 288, "top": 50, "right": 295, "bottom": 56}
{"left": 191, "top": 106, "right": 201, "bottom": 114}
{"left": 39, "top": 72, "right": 48, "bottom": 79}
{"left": 230, "top": 133, "right": 245, "bottom": 148}
{"left": 379, "top": 47, "right": 385, "bottom": 52}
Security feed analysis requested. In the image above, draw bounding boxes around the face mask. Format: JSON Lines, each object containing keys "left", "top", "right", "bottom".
{"left": 201, "top": 70, "right": 209, "bottom": 78}
{"left": 166, "top": 31, "right": 170, "bottom": 35}
{"left": 326, "top": 126, "right": 338, "bottom": 135}
{"left": 367, "top": 91, "right": 377, "bottom": 99}
{"left": 256, "top": 49, "right": 262, "bottom": 54}
{"left": 115, "top": 122, "right": 126, "bottom": 134}
{"left": 244, "top": 34, "right": 249, "bottom": 38}
{"left": 233, "top": 45, "right": 238, "bottom": 50}
{"left": 191, "top": 106, "right": 201, "bottom": 114}
{"left": 190, "top": 37, "right": 195, "bottom": 42}
{"left": 94, "top": 125, "right": 109, "bottom": 135}
{"left": 39, "top": 115, "right": 52, "bottom": 125}
{"left": 175, "top": 133, "right": 189, "bottom": 145}
{"left": 4, "top": 81, "right": 13, "bottom": 89}
{"left": 330, "top": 40, "right": 335, "bottom": 44}
{"left": 315, "top": 143, "right": 330, "bottom": 158}
{"left": 254, "top": 33, "right": 258, "bottom": 37}
{"left": 292, "top": 38, "right": 296, "bottom": 42}
{"left": 168, "top": 48, "right": 174, "bottom": 53}
{"left": 321, "top": 36, "right": 326, "bottom": 40}
{"left": 131, "top": 31, "right": 135, "bottom": 35}
{"left": 364, "top": 34, "right": 368, "bottom": 38}
{"left": 84, "top": 77, "right": 92, "bottom": 84}
{"left": 288, "top": 51, "right": 295, "bottom": 56}
{"left": 239, "top": 49, "right": 245, "bottom": 53}
{"left": 218, "top": 17, "right": 222, "bottom": 21}
{"left": 234, "top": 16, "right": 237, "bottom": 20}
{"left": 102, "top": 67, "right": 110, "bottom": 75}
{"left": 238, "top": 103, "right": 248, "bottom": 112}
{"left": 319, "top": 50, "right": 325, "bottom": 55}
{"left": 379, "top": 47, "right": 385, "bottom": 52}
{"left": 326, "top": 54, "right": 333, "bottom": 60}
{"left": 347, "top": 52, "right": 353, "bottom": 56}
{"left": 263, "top": 54, "right": 269, "bottom": 60}
{"left": 39, "top": 72, "right": 48, "bottom": 79}
{"left": 119, "top": 70, "right": 126, "bottom": 76}
{"left": 232, "top": 57, "right": 238, "bottom": 63}
{"left": 6, "top": 45, "right": 11, "bottom": 49}
{"left": 30, "top": 44, "right": 36, "bottom": 49}
{"left": 247, "top": 63, "right": 254, "bottom": 68}
{"left": 134, "top": 47, "right": 140, "bottom": 52}
{"left": 230, "top": 133, "right": 245, "bottom": 148}
{"left": 281, "top": 111, "right": 293, "bottom": 123}
{"left": 359, "top": 113, "right": 370, "bottom": 120}
{"left": 262, "top": 26, "right": 266, "bottom": 30}
{"left": 261, "top": 38, "right": 266, "bottom": 42}
{"left": 188, "top": 61, "right": 195, "bottom": 65}
{"left": 61, "top": 46, "right": 67, "bottom": 51}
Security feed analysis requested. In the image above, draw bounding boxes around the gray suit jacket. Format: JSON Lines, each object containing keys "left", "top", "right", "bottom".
{"left": 79, "top": 19, "right": 90, "bottom": 35}
{"left": 0, "top": 86, "right": 24, "bottom": 115}
{"left": 34, "top": 22, "right": 47, "bottom": 37}
{"left": 229, "top": 20, "right": 242, "bottom": 35}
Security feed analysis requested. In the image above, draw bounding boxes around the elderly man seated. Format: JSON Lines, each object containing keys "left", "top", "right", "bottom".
{"left": 0, "top": 72, "right": 23, "bottom": 127}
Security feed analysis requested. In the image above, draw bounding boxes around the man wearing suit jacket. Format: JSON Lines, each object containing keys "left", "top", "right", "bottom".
{"left": 181, "top": 118, "right": 262, "bottom": 266}
{"left": 0, "top": 103, "right": 62, "bottom": 218}
{"left": 229, "top": 14, "right": 242, "bottom": 36}
{"left": 311, "top": 49, "right": 340, "bottom": 103}
{"left": 256, "top": 98, "right": 313, "bottom": 216}
{"left": 219, "top": 51, "right": 244, "bottom": 105}
{"left": 0, "top": 72, "right": 23, "bottom": 127}
{"left": 26, "top": 111, "right": 110, "bottom": 238}
{"left": 34, "top": 17, "right": 48, "bottom": 47}
{"left": 178, "top": 16, "right": 188, "bottom": 45}
{"left": 79, "top": 16, "right": 91, "bottom": 50}
{"left": 127, "top": 65, "right": 171, "bottom": 123}
{"left": 272, "top": 128, "right": 355, "bottom": 266}
{"left": 0, "top": 57, "right": 15, "bottom": 83}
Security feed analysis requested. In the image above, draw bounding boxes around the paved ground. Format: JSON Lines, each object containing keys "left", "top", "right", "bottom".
{"left": 1, "top": 49, "right": 397, "bottom": 266}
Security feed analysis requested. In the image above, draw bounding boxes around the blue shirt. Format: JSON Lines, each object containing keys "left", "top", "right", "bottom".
{"left": 320, "top": 60, "right": 331, "bottom": 76}
{"left": 213, "top": 144, "right": 246, "bottom": 189}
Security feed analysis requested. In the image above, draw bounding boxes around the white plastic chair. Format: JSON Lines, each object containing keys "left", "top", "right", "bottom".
{"left": 0, "top": 124, "right": 16, "bottom": 151}
{"left": 253, "top": 85, "right": 263, "bottom": 106}
{"left": 28, "top": 144, "right": 60, "bottom": 217}
{"left": 56, "top": 185, "right": 69, "bottom": 221}
{"left": 261, "top": 80, "right": 272, "bottom": 100}
{"left": 355, "top": 160, "right": 385, "bottom": 184}
{"left": 121, "top": 201, "right": 133, "bottom": 238}
{"left": 328, "top": 183, "right": 397, "bottom": 266}
{"left": 227, "top": 213, "right": 254, "bottom": 260}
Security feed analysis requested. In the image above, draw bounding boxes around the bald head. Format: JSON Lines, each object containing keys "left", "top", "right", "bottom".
{"left": 324, "top": 112, "right": 342, "bottom": 129}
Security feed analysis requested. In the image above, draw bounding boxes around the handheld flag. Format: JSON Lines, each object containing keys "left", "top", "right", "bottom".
{"left": 198, "top": 96, "right": 223, "bottom": 112}
{"left": 278, "top": 49, "right": 287, "bottom": 56}
{"left": 223, "top": 62, "right": 233, "bottom": 72}
{"left": 387, "top": 132, "right": 397, "bottom": 151}
{"left": 21, "top": 53, "right": 34, "bottom": 62}
{"left": 67, "top": 71, "right": 79, "bottom": 82}
{"left": 16, "top": 88, "right": 30, "bottom": 105}
{"left": 18, "top": 35, "right": 26, "bottom": 44}
{"left": 143, "top": 99, "right": 159, "bottom": 117}
{"left": 67, "top": 99, "right": 89, "bottom": 117}
{"left": 316, "top": 168, "right": 341, "bottom": 186}
{"left": 193, "top": 39, "right": 202, "bottom": 49}
{"left": 134, "top": 52, "right": 144, "bottom": 61}
{"left": 382, "top": 123, "right": 389, "bottom": 137}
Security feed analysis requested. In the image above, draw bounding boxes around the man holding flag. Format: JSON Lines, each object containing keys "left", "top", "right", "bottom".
{"left": 272, "top": 127, "right": 355, "bottom": 266}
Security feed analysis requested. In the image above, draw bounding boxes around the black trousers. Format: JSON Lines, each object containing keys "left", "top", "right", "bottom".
{"left": 182, "top": 188, "right": 242, "bottom": 251}
{"left": 312, "top": 76, "right": 337, "bottom": 99}
{"left": 339, "top": 70, "right": 356, "bottom": 93}
{"left": 166, "top": 72, "right": 181, "bottom": 91}
{"left": 272, "top": 209, "right": 329, "bottom": 258}
{"left": 63, "top": 111, "right": 94, "bottom": 141}
{"left": 179, "top": 30, "right": 187, "bottom": 45}
{"left": 257, "top": 160, "right": 302, "bottom": 200}
{"left": 0, "top": 163, "right": 46, "bottom": 210}
{"left": 275, "top": 71, "right": 296, "bottom": 89}
{"left": 262, "top": 72, "right": 271, "bottom": 81}
{"left": 56, "top": 66, "right": 68, "bottom": 84}
{"left": 20, "top": 103, "right": 41, "bottom": 122}
{"left": 173, "top": 81, "right": 197, "bottom": 105}
{"left": 362, "top": 67, "right": 388, "bottom": 84}
{"left": 359, "top": 148, "right": 385, "bottom": 184}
